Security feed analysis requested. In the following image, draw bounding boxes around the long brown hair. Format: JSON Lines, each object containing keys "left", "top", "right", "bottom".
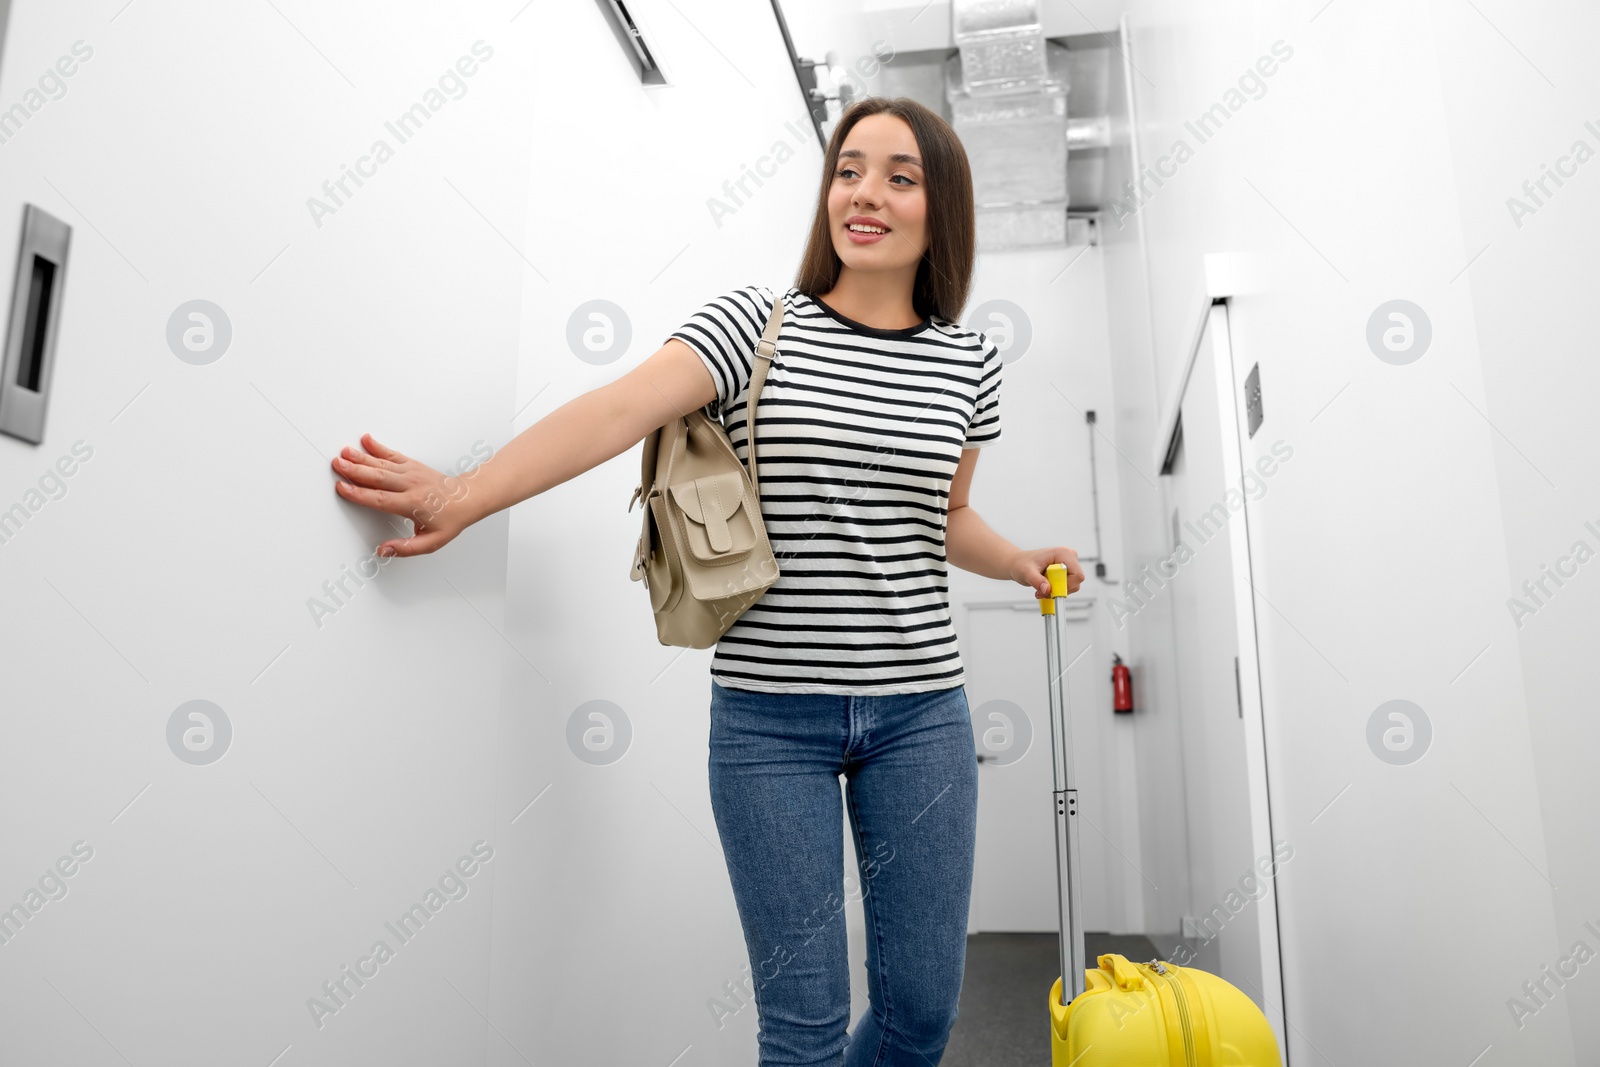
{"left": 795, "top": 97, "right": 975, "bottom": 325}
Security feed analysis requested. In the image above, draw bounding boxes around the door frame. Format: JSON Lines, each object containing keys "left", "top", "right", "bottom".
{"left": 1157, "top": 282, "right": 1290, "bottom": 1064}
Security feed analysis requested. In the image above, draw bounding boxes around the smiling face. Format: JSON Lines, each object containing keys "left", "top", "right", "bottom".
{"left": 828, "top": 113, "right": 930, "bottom": 275}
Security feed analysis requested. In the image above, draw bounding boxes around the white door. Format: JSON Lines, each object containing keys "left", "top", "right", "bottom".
{"left": 968, "top": 597, "right": 1122, "bottom": 935}
{"left": 1162, "top": 303, "right": 1288, "bottom": 1054}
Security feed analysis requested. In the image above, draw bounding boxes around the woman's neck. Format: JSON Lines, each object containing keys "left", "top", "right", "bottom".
{"left": 818, "top": 269, "right": 920, "bottom": 330}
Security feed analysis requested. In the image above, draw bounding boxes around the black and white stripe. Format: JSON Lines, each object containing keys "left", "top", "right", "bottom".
{"left": 668, "top": 284, "right": 1003, "bottom": 695}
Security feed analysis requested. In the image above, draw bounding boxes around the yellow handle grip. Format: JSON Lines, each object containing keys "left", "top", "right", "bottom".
{"left": 1039, "top": 562, "right": 1071, "bottom": 615}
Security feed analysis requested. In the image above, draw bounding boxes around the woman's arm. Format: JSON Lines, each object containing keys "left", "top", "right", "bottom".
{"left": 457, "top": 386, "right": 636, "bottom": 526}
{"left": 333, "top": 338, "right": 718, "bottom": 556}
{"left": 464, "top": 337, "right": 719, "bottom": 522}
{"left": 945, "top": 448, "right": 1085, "bottom": 596}
{"left": 946, "top": 503, "right": 1025, "bottom": 581}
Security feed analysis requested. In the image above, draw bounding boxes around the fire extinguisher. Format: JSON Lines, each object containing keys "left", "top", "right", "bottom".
{"left": 1112, "top": 654, "right": 1134, "bottom": 714}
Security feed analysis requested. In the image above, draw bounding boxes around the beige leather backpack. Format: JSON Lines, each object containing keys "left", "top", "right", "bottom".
{"left": 628, "top": 298, "right": 784, "bottom": 648}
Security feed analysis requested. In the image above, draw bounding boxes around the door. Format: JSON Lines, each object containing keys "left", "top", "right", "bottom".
{"left": 968, "top": 596, "right": 1126, "bottom": 935}
{"left": 1162, "top": 302, "right": 1288, "bottom": 1056}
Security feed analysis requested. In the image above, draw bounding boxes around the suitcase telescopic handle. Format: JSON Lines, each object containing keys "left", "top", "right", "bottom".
{"left": 1040, "top": 563, "right": 1088, "bottom": 1005}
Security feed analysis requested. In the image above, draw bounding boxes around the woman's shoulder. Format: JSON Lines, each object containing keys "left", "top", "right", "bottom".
{"left": 700, "top": 283, "right": 792, "bottom": 316}
{"left": 927, "top": 312, "right": 995, "bottom": 355}
{"left": 721, "top": 282, "right": 798, "bottom": 299}
{"left": 682, "top": 285, "right": 784, "bottom": 335}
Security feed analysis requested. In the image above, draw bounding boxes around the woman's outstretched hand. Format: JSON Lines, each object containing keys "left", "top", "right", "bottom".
{"left": 1009, "top": 546, "right": 1086, "bottom": 599}
{"left": 331, "top": 433, "right": 475, "bottom": 558}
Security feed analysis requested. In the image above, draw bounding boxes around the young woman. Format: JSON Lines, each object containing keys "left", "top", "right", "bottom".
{"left": 332, "top": 96, "right": 1084, "bottom": 1066}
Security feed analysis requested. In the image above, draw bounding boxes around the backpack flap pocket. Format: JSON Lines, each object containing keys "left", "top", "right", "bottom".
{"left": 669, "top": 470, "right": 755, "bottom": 564}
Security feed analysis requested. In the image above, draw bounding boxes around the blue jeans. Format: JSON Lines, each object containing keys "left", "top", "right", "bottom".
{"left": 708, "top": 679, "right": 980, "bottom": 1067}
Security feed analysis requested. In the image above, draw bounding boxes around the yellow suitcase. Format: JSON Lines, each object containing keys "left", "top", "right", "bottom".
{"left": 1036, "top": 564, "right": 1282, "bottom": 1066}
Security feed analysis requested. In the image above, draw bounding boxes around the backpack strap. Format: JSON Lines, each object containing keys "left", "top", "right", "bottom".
{"left": 742, "top": 294, "right": 784, "bottom": 501}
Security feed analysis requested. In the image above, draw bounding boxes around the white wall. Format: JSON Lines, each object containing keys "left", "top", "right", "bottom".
{"left": 1097, "top": 15, "right": 1197, "bottom": 949}
{"left": 482, "top": 3, "right": 838, "bottom": 1064}
{"left": 0, "top": 2, "right": 528, "bottom": 1065}
{"left": 1103, "top": 0, "right": 1588, "bottom": 1064}
{"left": 1433, "top": 3, "right": 1600, "bottom": 1058}
{"left": 958, "top": 243, "right": 1144, "bottom": 938}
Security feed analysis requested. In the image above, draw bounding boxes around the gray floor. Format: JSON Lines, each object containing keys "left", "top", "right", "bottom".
{"left": 941, "top": 931, "right": 1163, "bottom": 1066}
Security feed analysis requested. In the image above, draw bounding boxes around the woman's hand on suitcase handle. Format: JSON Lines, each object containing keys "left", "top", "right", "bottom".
{"left": 1009, "top": 546, "right": 1085, "bottom": 599}
{"left": 331, "top": 433, "right": 474, "bottom": 558}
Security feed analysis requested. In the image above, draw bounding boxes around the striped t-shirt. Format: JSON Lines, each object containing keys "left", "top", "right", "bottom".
{"left": 668, "top": 284, "right": 1003, "bottom": 695}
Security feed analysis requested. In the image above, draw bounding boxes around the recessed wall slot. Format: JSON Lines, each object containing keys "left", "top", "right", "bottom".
{"left": 596, "top": 0, "right": 667, "bottom": 86}
{"left": 17, "top": 255, "right": 55, "bottom": 391}
{"left": 0, "top": 204, "right": 72, "bottom": 445}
